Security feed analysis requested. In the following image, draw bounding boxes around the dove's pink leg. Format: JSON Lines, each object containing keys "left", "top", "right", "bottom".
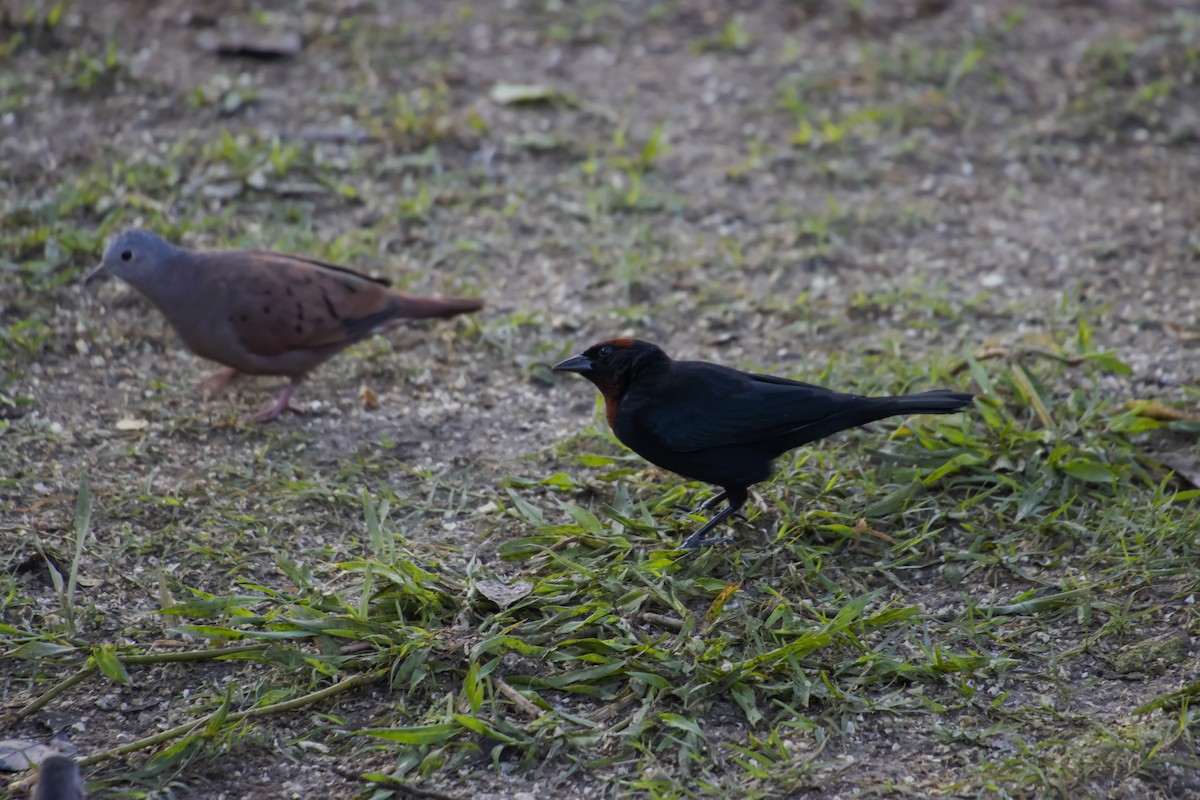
{"left": 198, "top": 366, "right": 239, "bottom": 398}
{"left": 252, "top": 380, "right": 299, "bottom": 423}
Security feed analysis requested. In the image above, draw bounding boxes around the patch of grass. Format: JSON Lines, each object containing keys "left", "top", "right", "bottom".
{"left": 381, "top": 81, "right": 458, "bottom": 148}
{"left": 0, "top": 0, "right": 69, "bottom": 55}
{"left": 694, "top": 17, "right": 753, "bottom": 55}
{"left": 775, "top": 7, "right": 1027, "bottom": 152}
{"left": 189, "top": 73, "right": 260, "bottom": 116}
{"left": 60, "top": 38, "right": 128, "bottom": 93}
{"left": 1065, "top": 14, "right": 1200, "bottom": 140}
{"left": 10, "top": 309, "right": 1195, "bottom": 796}
{"left": 579, "top": 122, "right": 679, "bottom": 213}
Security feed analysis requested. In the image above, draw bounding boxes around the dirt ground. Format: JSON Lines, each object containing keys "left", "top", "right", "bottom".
{"left": 2, "top": 1, "right": 1200, "bottom": 798}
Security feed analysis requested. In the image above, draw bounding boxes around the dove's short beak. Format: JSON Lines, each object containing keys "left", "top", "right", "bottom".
{"left": 84, "top": 263, "right": 107, "bottom": 285}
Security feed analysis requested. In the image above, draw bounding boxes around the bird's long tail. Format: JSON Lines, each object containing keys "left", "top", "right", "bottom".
{"left": 871, "top": 389, "right": 976, "bottom": 415}
{"left": 391, "top": 293, "right": 485, "bottom": 319}
{"left": 779, "top": 389, "right": 974, "bottom": 449}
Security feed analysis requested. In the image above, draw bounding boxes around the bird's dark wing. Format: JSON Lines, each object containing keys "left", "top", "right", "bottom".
{"left": 633, "top": 363, "right": 864, "bottom": 454}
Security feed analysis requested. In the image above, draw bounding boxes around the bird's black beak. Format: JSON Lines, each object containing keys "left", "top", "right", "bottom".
{"left": 84, "top": 263, "right": 107, "bottom": 286}
{"left": 553, "top": 354, "right": 593, "bottom": 373}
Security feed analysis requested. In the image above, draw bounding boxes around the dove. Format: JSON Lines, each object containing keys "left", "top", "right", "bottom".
{"left": 33, "top": 755, "right": 85, "bottom": 800}
{"left": 86, "top": 229, "right": 484, "bottom": 422}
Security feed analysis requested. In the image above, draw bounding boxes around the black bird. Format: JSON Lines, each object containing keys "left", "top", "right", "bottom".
{"left": 554, "top": 339, "right": 973, "bottom": 548}
{"left": 33, "top": 755, "right": 85, "bottom": 800}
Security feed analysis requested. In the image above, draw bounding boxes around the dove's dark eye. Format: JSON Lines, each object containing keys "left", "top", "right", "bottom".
{"left": 599, "top": 345, "right": 614, "bottom": 358}
{"left": 121, "top": 250, "right": 133, "bottom": 261}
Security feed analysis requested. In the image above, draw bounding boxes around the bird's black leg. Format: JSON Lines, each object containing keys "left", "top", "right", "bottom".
{"left": 694, "top": 489, "right": 727, "bottom": 513}
{"left": 680, "top": 486, "right": 747, "bottom": 549}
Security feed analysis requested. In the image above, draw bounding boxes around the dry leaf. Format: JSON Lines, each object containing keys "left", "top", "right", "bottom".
{"left": 489, "top": 82, "right": 559, "bottom": 105}
{"left": 973, "top": 345, "right": 1012, "bottom": 361}
{"left": 475, "top": 578, "right": 533, "bottom": 609}
{"left": 115, "top": 418, "right": 149, "bottom": 431}
{"left": 359, "top": 386, "right": 381, "bottom": 411}
{"left": 705, "top": 581, "right": 741, "bottom": 622}
{"left": 1154, "top": 452, "right": 1200, "bottom": 489}
{"left": 0, "top": 740, "right": 65, "bottom": 771}
{"left": 1125, "top": 399, "right": 1198, "bottom": 422}
{"left": 855, "top": 517, "right": 896, "bottom": 544}
{"left": 297, "top": 125, "right": 370, "bottom": 143}
{"left": 195, "top": 30, "right": 302, "bottom": 57}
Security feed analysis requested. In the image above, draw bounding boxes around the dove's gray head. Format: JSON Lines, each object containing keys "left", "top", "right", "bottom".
{"left": 86, "top": 229, "right": 179, "bottom": 287}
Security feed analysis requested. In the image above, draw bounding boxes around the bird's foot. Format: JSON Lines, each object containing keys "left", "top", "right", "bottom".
{"left": 680, "top": 514, "right": 737, "bottom": 548}
{"left": 248, "top": 383, "right": 297, "bottom": 423}
{"left": 692, "top": 491, "right": 728, "bottom": 514}
{"left": 247, "top": 405, "right": 291, "bottom": 424}
{"left": 198, "top": 367, "right": 239, "bottom": 398}
{"left": 680, "top": 531, "right": 735, "bottom": 549}
{"left": 679, "top": 493, "right": 746, "bottom": 550}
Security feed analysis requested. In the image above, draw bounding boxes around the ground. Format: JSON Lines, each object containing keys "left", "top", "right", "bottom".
{"left": 2, "top": 1, "right": 1200, "bottom": 798}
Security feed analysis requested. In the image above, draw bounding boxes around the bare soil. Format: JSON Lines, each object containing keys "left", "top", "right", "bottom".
{"left": 2, "top": 1, "right": 1199, "bottom": 798}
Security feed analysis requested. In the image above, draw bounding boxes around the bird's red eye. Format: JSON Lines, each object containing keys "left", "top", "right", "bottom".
{"left": 121, "top": 250, "right": 133, "bottom": 261}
